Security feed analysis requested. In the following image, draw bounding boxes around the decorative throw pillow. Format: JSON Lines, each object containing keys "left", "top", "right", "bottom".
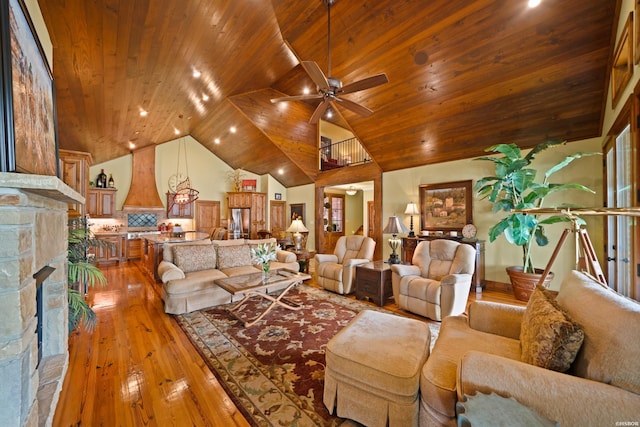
{"left": 217, "top": 245, "right": 252, "bottom": 269}
{"left": 172, "top": 245, "right": 217, "bottom": 273}
{"left": 520, "top": 286, "right": 584, "bottom": 372}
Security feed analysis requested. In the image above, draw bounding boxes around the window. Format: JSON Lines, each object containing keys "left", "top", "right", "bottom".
{"left": 323, "top": 194, "right": 345, "bottom": 232}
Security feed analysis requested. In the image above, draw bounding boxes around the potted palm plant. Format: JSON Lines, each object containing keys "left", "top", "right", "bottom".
{"left": 474, "top": 141, "right": 598, "bottom": 300}
{"left": 67, "top": 217, "right": 108, "bottom": 331}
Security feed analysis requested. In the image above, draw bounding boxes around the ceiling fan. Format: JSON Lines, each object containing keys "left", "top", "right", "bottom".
{"left": 270, "top": 0, "right": 389, "bottom": 124}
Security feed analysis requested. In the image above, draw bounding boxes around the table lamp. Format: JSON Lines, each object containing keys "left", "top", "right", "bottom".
{"left": 404, "top": 202, "right": 420, "bottom": 237}
{"left": 286, "top": 218, "right": 309, "bottom": 251}
{"left": 382, "top": 215, "right": 408, "bottom": 264}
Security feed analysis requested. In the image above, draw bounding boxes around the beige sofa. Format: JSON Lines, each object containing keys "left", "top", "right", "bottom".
{"left": 157, "top": 238, "right": 300, "bottom": 314}
{"left": 420, "top": 270, "right": 640, "bottom": 426}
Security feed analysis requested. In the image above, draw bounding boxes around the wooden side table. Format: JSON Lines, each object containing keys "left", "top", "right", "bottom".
{"left": 355, "top": 261, "right": 393, "bottom": 307}
{"left": 291, "top": 250, "right": 315, "bottom": 274}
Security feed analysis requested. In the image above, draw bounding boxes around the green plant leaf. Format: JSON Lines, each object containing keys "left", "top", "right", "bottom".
{"left": 545, "top": 152, "right": 601, "bottom": 179}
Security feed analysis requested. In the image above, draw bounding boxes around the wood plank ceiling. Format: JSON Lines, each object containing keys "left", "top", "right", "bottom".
{"left": 38, "top": 0, "right": 617, "bottom": 188}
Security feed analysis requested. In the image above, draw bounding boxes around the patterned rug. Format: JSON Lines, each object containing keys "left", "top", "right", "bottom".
{"left": 175, "top": 284, "right": 439, "bottom": 427}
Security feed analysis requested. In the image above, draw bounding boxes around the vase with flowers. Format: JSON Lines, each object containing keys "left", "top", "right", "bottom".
{"left": 251, "top": 242, "right": 280, "bottom": 281}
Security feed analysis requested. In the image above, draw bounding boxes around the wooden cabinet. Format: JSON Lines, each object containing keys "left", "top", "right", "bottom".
{"left": 402, "top": 236, "right": 486, "bottom": 289}
{"left": 195, "top": 200, "right": 221, "bottom": 233}
{"left": 87, "top": 188, "right": 117, "bottom": 218}
{"left": 226, "top": 192, "right": 266, "bottom": 239}
{"left": 142, "top": 239, "right": 163, "bottom": 283}
{"left": 127, "top": 238, "right": 142, "bottom": 260}
{"left": 166, "top": 192, "right": 193, "bottom": 218}
{"left": 59, "top": 149, "right": 92, "bottom": 217}
{"left": 94, "top": 234, "right": 125, "bottom": 264}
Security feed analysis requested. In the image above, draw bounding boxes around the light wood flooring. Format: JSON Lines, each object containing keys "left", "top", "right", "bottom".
{"left": 53, "top": 261, "right": 524, "bottom": 427}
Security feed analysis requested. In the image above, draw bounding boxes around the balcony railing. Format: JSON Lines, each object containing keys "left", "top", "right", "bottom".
{"left": 319, "top": 137, "right": 372, "bottom": 171}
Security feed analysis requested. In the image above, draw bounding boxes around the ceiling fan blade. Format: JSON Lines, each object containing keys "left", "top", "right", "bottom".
{"left": 301, "top": 61, "right": 330, "bottom": 91}
{"left": 270, "top": 94, "right": 323, "bottom": 103}
{"left": 340, "top": 73, "right": 389, "bottom": 95}
{"left": 335, "top": 97, "right": 374, "bottom": 117}
{"left": 309, "top": 99, "right": 330, "bottom": 124}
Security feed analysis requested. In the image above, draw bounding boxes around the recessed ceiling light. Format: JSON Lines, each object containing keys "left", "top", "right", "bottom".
{"left": 214, "top": 138, "right": 220, "bottom": 144}
{"left": 303, "top": 87, "right": 310, "bottom": 95}
{"left": 230, "top": 126, "right": 237, "bottom": 133}
{"left": 139, "top": 110, "right": 148, "bottom": 117}
{"left": 528, "top": 0, "right": 541, "bottom": 7}
{"left": 202, "top": 93, "right": 209, "bottom": 101}
{"left": 278, "top": 168, "right": 284, "bottom": 175}
{"left": 326, "top": 111, "right": 333, "bottom": 118}
{"left": 193, "top": 69, "right": 201, "bottom": 78}
{"left": 128, "top": 142, "right": 136, "bottom": 149}
{"left": 174, "top": 128, "right": 180, "bottom": 135}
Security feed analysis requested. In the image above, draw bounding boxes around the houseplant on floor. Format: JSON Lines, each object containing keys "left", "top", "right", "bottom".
{"left": 474, "top": 141, "right": 598, "bottom": 300}
{"left": 67, "top": 217, "right": 108, "bottom": 331}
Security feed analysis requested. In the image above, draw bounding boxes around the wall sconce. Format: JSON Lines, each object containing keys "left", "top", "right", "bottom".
{"left": 404, "top": 202, "right": 420, "bottom": 237}
{"left": 382, "top": 215, "right": 408, "bottom": 264}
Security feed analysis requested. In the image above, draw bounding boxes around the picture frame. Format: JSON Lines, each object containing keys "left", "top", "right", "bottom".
{"left": 320, "top": 136, "right": 332, "bottom": 160}
{"left": 241, "top": 179, "right": 256, "bottom": 192}
{"left": 274, "top": 192, "right": 282, "bottom": 200}
{"left": 419, "top": 180, "right": 472, "bottom": 232}
{"left": 611, "top": 12, "right": 633, "bottom": 109}
{"left": 0, "top": 0, "right": 58, "bottom": 175}
{"left": 290, "top": 203, "right": 305, "bottom": 223}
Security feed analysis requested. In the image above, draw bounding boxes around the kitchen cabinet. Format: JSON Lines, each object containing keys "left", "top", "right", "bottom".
{"left": 402, "top": 236, "right": 486, "bottom": 289}
{"left": 87, "top": 188, "right": 117, "bottom": 218}
{"left": 59, "top": 149, "right": 92, "bottom": 217}
{"left": 127, "top": 238, "right": 142, "bottom": 260}
{"left": 94, "top": 234, "right": 126, "bottom": 264}
{"left": 166, "top": 192, "right": 193, "bottom": 218}
{"left": 227, "top": 192, "right": 266, "bottom": 239}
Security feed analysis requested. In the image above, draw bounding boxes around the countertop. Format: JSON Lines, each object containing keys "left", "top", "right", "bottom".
{"left": 142, "top": 231, "right": 209, "bottom": 244}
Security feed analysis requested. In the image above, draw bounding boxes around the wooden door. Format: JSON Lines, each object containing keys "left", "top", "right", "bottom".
{"left": 195, "top": 200, "right": 220, "bottom": 233}
{"left": 270, "top": 200, "right": 286, "bottom": 236}
{"left": 250, "top": 193, "right": 267, "bottom": 238}
{"left": 367, "top": 201, "right": 375, "bottom": 237}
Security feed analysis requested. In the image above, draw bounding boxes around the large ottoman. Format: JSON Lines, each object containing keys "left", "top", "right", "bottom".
{"left": 323, "top": 309, "right": 431, "bottom": 427}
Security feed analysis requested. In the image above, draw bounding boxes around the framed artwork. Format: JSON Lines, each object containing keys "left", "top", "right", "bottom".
{"left": 274, "top": 192, "right": 282, "bottom": 200}
{"left": 241, "top": 179, "right": 256, "bottom": 192}
{"left": 419, "top": 180, "right": 472, "bottom": 232}
{"left": 320, "top": 136, "right": 332, "bottom": 160}
{"left": 0, "top": 0, "right": 58, "bottom": 175}
{"left": 290, "top": 203, "right": 305, "bottom": 223}
{"left": 612, "top": 12, "right": 633, "bottom": 108}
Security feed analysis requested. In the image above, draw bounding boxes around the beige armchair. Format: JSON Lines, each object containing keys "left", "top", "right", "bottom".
{"left": 391, "top": 239, "right": 475, "bottom": 321}
{"left": 315, "top": 235, "right": 376, "bottom": 294}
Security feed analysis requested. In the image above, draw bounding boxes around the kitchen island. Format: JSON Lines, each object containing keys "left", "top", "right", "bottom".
{"left": 141, "top": 232, "right": 210, "bottom": 283}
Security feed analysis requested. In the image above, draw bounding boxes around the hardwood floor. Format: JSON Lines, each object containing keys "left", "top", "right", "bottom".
{"left": 54, "top": 261, "right": 523, "bottom": 426}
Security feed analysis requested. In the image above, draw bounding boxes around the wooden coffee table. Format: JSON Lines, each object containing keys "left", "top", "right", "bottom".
{"left": 215, "top": 269, "right": 311, "bottom": 327}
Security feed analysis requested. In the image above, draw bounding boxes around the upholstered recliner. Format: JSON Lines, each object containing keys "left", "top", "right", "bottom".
{"left": 391, "top": 239, "right": 475, "bottom": 321}
{"left": 315, "top": 235, "right": 376, "bottom": 294}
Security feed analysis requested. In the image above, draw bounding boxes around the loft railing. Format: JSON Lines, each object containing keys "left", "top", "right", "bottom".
{"left": 319, "top": 137, "right": 372, "bottom": 171}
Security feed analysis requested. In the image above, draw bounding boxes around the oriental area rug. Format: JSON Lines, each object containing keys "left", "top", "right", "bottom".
{"left": 175, "top": 284, "right": 439, "bottom": 427}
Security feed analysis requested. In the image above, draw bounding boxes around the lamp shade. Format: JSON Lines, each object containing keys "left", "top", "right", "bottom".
{"left": 286, "top": 218, "right": 309, "bottom": 233}
{"left": 382, "top": 215, "right": 408, "bottom": 234}
{"left": 404, "top": 202, "right": 420, "bottom": 215}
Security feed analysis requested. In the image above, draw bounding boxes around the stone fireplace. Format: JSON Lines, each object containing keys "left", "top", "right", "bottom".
{"left": 0, "top": 173, "right": 83, "bottom": 427}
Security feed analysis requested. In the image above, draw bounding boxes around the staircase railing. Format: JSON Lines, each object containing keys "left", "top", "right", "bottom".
{"left": 319, "top": 137, "right": 372, "bottom": 171}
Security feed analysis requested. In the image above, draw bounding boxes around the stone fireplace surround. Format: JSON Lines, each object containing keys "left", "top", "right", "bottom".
{"left": 0, "top": 173, "right": 83, "bottom": 427}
